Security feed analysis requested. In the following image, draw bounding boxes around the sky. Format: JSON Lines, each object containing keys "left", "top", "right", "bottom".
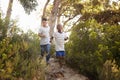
{"left": 0, "top": 0, "right": 47, "bottom": 33}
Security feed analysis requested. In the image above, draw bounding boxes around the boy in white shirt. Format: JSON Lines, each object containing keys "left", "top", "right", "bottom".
{"left": 51, "top": 24, "right": 68, "bottom": 69}
{"left": 38, "top": 18, "right": 50, "bottom": 64}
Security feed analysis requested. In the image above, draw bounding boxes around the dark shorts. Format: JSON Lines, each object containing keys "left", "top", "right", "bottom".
{"left": 56, "top": 51, "right": 65, "bottom": 57}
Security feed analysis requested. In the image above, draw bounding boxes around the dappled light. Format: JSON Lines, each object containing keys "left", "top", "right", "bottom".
{"left": 0, "top": 0, "right": 120, "bottom": 80}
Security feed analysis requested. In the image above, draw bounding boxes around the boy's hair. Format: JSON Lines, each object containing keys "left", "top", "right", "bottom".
{"left": 42, "top": 18, "right": 48, "bottom": 21}
{"left": 57, "top": 24, "right": 62, "bottom": 28}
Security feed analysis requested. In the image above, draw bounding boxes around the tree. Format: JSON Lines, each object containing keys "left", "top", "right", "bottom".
{"left": 49, "top": 0, "right": 61, "bottom": 37}
{"left": 78, "top": 0, "right": 120, "bottom": 24}
{"left": 59, "top": 0, "right": 120, "bottom": 29}
{"left": 3, "top": 0, "right": 38, "bottom": 37}
{"left": 42, "top": 0, "right": 83, "bottom": 33}
{"left": 18, "top": 0, "right": 38, "bottom": 14}
{"left": 3, "top": 0, "right": 14, "bottom": 37}
{"left": 5, "top": 0, "right": 13, "bottom": 21}
{"left": 42, "top": 0, "right": 50, "bottom": 18}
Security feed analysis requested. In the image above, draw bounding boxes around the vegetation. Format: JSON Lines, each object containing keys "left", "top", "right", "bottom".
{"left": 66, "top": 19, "right": 120, "bottom": 80}
{"left": 0, "top": 0, "right": 120, "bottom": 80}
{"left": 0, "top": 14, "right": 42, "bottom": 79}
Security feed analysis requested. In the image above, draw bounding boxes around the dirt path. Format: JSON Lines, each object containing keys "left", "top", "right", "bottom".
{"left": 45, "top": 58, "right": 89, "bottom": 80}
{"left": 16, "top": 57, "right": 89, "bottom": 80}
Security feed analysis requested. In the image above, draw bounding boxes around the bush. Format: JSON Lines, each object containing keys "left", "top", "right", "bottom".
{"left": 0, "top": 31, "right": 41, "bottom": 80}
{"left": 66, "top": 19, "right": 120, "bottom": 80}
{"left": 0, "top": 14, "right": 43, "bottom": 79}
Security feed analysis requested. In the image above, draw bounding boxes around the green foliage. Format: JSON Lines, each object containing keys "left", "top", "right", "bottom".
{"left": 59, "top": 0, "right": 120, "bottom": 27}
{"left": 103, "top": 24, "right": 120, "bottom": 66}
{"left": 99, "top": 60, "right": 120, "bottom": 80}
{"left": 79, "top": 0, "right": 120, "bottom": 24}
{"left": 18, "top": 0, "right": 38, "bottom": 14}
{"left": 0, "top": 32, "right": 40, "bottom": 79}
{"left": 66, "top": 19, "right": 120, "bottom": 80}
{"left": 94, "top": 10, "right": 120, "bottom": 24}
{"left": 0, "top": 16, "right": 43, "bottom": 79}
{"left": 11, "top": 30, "right": 40, "bottom": 79}
{"left": 0, "top": 13, "right": 6, "bottom": 39}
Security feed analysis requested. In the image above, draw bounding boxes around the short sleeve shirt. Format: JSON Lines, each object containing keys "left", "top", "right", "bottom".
{"left": 53, "top": 32, "right": 67, "bottom": 51}
{"left": 38, "top": 26, "right": 50, "bottom": 45}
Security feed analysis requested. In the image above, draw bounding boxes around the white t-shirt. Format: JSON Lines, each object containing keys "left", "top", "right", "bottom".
{"left": 53, "top": 32, "right": 67, "bottom": 51}
{"left": 38, "top": 26, "right": 50, "bottom": 45}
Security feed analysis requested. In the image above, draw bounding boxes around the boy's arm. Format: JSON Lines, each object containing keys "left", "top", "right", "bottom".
{"left": 38, "top": 28, "right": 46, "bottom": 38}
{"left": 50, "top": 36, "right": 54, "bottom": 43}
{"left": 64, "top": 33, "right": 68, "bottom": 41}
{"left": 50, "top": 32, "right": 55, "bottom": 43}
{"left": 38, "top": 33, "right": 46, "bottom": 38}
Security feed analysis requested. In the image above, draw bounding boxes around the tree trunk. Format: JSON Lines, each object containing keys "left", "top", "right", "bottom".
{"left": 49, "top": 0, "right": 61, "bottom": 37}
{"left": 42, "top": 0, "right": 50, "bottom": 18}
{"left": 3, "top": 0, "right": 13, "bottom": 37}
{"left": 5, "top": 0, "right": 13, "bottom": 21}
{"left": 57, "top": 15, "right": 60, "bottom": 24}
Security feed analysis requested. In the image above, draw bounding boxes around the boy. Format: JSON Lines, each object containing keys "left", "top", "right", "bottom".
{"left": 38, "top": 18, "right": 50, "bottom": 64}
{"left": 51, "top": 24, "right": 68, "bottom": 69}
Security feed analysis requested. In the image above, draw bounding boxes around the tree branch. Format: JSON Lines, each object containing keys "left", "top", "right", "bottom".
{"left": 42, "top": 0, "right": 50, "bottom": 18}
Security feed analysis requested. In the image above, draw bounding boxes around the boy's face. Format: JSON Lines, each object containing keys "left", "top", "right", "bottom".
{"left": 57, "top": 25, "right": 63, "bottom": 32}
{"left": 42, "top": 20, "right": 47, "bottom": 27}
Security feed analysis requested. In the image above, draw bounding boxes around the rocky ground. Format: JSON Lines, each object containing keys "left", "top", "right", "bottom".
{"left": 44, "top": 58, "right": 89, "bottom": 80}
{"left": 17, "top": 57, "right": 89, "bottom": 80}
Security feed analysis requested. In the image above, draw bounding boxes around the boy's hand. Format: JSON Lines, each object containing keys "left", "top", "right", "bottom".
{"left": 41, "top": 34, "right": 46, "bottom": 37}
{"left": 64, "top": 37, "right": 68, "bottom": 40}
{"left": 50, "top": 37, "right": 53, "bottom": 43}
{"left": 38, "top": 33, "right": 46, "bottom": 38}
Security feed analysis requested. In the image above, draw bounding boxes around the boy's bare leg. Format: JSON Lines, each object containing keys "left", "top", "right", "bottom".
{"left": 59, "top": 56, "right": 65, "bottom": 68}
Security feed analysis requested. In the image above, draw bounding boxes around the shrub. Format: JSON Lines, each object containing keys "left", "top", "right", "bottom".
{"left": 0, "top": 15, "right": 43, "bottom": 79}
{"left": 66, "top": 19, "right": 120, "bottom": 80}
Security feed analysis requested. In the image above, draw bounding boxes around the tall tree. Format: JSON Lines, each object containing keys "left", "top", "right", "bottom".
{"left": 75, "top": 0, "right": 120, "bottom": 24}
{"left": 18, "top": 0, "right": 38, "bottom": 14}
{"left": 5, "top": 0, "right": 13, "bottom": 21}
{"left": 3, "top": 0, "right": 14, "bottom": 37}
{"left": 42, "top": 0, "right": 120, "bottom": 35}
{"left": 42, "top": 0, "right": 50, "bottom": 18}
{"left": 3, "top": 0, "right": 38, "bottom": 37}
{"left": 49, "top": 0, "right": 61, "bottom": 37}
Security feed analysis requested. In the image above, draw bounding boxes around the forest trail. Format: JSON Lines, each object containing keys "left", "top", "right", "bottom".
{"left": 44, "top": 58, "right": 89, "bottom": 80}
